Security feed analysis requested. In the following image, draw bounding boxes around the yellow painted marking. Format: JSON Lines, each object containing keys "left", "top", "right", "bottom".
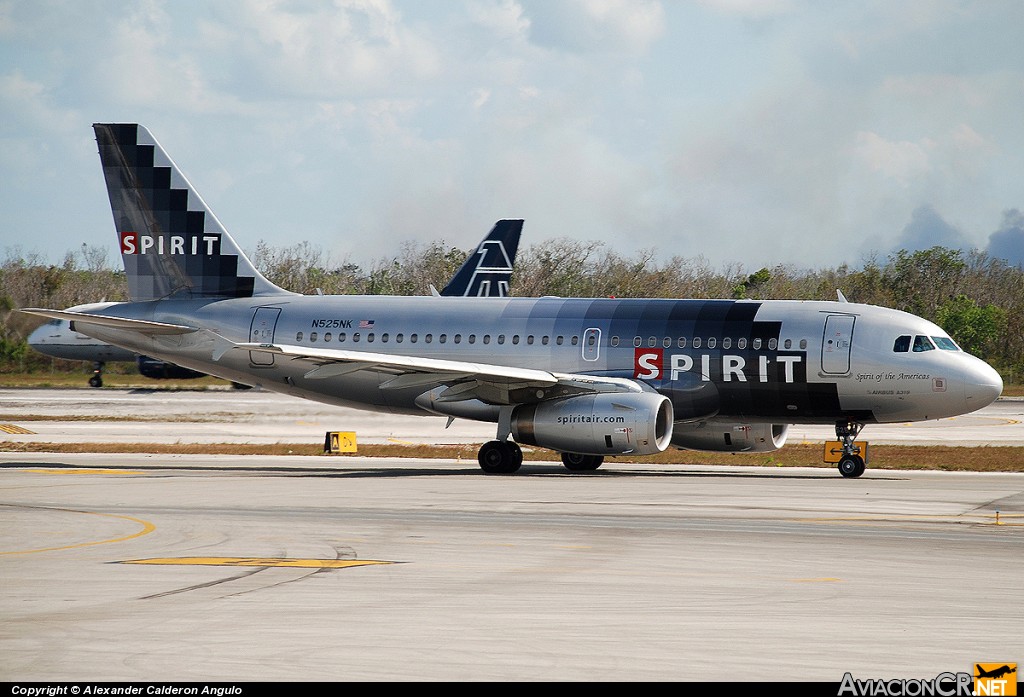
{"left": 0, "top": 509, "right": 155, "bottom": 556}
{"left": 121, "top": 557, "right": 394, "bottom": 569}
{"left": 25, "top": 469, "right": 145, "bottom": 475}
{"left": 790, "top": 577, "right": 843, "bottom": 583}
{"left": 387, "top": 438, "right": 416, "bottom": 445}
{"left": 0, "top": 423, "right": 34, "bottom": 434}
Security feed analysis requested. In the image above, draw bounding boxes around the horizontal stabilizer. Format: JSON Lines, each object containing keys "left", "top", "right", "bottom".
{"left": 18, "top": 308, "right": 198, "bottom": 335}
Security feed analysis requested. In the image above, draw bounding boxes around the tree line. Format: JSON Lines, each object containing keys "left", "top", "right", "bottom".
{"left": 1, "top": 241, "right": 1022, "bottom": 384}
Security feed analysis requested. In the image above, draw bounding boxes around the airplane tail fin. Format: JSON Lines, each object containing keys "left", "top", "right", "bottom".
{"left": 93, "top": 123, "right": 290, "bottom": 301}
{"left": 440, "top": 219, "right": 522, "bottom": 297}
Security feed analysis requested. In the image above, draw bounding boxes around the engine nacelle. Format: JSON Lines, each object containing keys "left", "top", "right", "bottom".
{"left": 512, "top": 392, "right": 673, "bottom": 456}
{"left": 671, "top": 422, "right": 789, "bottom": 453}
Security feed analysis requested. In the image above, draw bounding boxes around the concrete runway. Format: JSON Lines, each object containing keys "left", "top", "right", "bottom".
{"left": 1, "top": 389, "right": 1023, "bottom": 681}
{"left": 1, "top": 387, "right": 1023, "bottom": 446}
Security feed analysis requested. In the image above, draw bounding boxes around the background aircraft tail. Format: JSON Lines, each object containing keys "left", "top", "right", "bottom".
{"left": 94, "top": 123, "right": 288, "bottom": 301}
{"left": 440, "top": 219, "right": 522, "bottom": 297}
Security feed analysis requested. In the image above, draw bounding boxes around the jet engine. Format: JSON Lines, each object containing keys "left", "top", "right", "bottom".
{"left": 671, "top": 422, "right": 789, "bottom": 453}
{"left": 511, "top": 392, "right": 673, "bottom": 456}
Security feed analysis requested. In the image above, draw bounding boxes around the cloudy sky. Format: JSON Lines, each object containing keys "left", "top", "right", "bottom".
{"left": 2, "top": 0, "right": 1022, "bottom": 272}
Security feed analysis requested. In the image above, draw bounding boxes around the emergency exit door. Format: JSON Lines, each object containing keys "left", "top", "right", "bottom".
{"left": 821, "top": 314, "right": 855, "bottom": 374}
{"left": 249, "top": 307, "right": 281, "bottom": 366}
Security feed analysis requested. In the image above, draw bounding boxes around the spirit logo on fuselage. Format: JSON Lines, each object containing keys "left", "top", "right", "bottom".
{"left": 633, "top": 348, "right": 804, "bottom": 383}
{"left": 120, "top": 232, "right": 221, "bottom": 256}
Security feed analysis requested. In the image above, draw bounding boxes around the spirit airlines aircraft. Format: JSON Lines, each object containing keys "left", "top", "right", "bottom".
{"left": 21, "top": 124, "right": 1004, "bottom": 477}
{"left": 25, "top": 221, "right": 521, "bottom": 387}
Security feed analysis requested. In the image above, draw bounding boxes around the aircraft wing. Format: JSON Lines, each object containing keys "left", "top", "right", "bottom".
{"left": 235, "top": 342, "right": 642, "bottom": 405}
{"left": 18, "top": 308, "right": 198, "bottom": 335}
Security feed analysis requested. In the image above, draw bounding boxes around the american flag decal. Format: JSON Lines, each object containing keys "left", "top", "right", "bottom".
{"left": 359, "top": 319, "right": 375, "bottom": 329}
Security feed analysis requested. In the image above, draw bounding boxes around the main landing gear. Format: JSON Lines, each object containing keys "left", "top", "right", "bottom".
{"left": 478, "top": 440, "right": 523, "bottom": 474}
{"left": 88, "top": 361, "right": 105, "bottom": 388}
{"left": 835, "top": 420, "right": 866, "bottom": 478}
{"left": 560, "top": 452, "right": 604, "bottom": 472}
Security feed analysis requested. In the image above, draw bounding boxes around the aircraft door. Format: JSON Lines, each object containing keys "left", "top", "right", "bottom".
{"left": 583, "top": 327, "right": 601, "bottom": 361}
{"left": 249, "top": 307, "right": 281, "bottom": 366}
{"left": 821, "top": 314, "right": 855, "bottom": 374}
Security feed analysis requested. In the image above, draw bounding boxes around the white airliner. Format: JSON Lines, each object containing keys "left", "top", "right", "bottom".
{"left": 26, "top": 221, "right": 521, "bottom": 387}
{"left": 20, "top": 124, "right": 1004, "bottom": 477}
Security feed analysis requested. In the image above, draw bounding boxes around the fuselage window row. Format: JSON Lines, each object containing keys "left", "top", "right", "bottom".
{"left": 294, "top": 331, "right": 811, "bottom": 352}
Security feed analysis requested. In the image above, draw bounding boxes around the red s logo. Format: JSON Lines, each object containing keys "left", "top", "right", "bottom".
{"left": 120, "top": 231, "right": 139, "bottom": 254}
{"left": 633, "top": 348, "right": 663, "bottom": 379}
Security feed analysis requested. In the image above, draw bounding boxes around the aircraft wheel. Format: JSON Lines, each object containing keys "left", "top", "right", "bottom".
{"left": 88, "top": 375, "right": 103, "bottom": 388}
{"left": 478, "top": 440, "right": 522, "bottom": 474}
{"left": 561, "top": 452, "right": 604, "bottom": 472}
{"left": 838, "top": 455, "right": 865, "bottom": 478}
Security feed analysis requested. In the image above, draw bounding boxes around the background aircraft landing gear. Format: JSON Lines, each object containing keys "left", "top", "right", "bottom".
{"left": 835, "top": 420, "right": 866, "bottom": 478}
{"left": 478, "top": 440, "right": 523, "bottom": 474}
{"left": 561, "top": 452, "right": 604, "bottom": 472}
{"left": 88, "top": 361, "right": 104, "bottom": 388}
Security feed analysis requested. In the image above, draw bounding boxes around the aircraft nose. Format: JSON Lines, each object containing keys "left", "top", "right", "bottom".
{"left": 27, "top": 324, "right": 49, "bottom": 346}
{"left": 964, "top": 359, "right": 1003, "bottom": 411}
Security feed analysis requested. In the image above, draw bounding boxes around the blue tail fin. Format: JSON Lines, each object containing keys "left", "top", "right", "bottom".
{"left": 440, "top": 219, "right": 522, "bottom": 297}
{"left": 94, "top": 123, "right": 288, "bottom": 301}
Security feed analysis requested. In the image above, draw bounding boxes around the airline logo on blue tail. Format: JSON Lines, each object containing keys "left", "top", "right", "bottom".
{"left": 120, "top": 232, "right": 222, "bottom": 256}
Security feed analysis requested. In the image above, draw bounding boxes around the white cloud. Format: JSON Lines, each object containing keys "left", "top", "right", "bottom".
{"left": 852, "top": 131, "right": 932, "bottom": 187}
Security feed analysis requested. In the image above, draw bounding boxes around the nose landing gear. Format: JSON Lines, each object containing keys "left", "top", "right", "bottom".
{"left": 835, "top": 420, "right": 866, "bottom": 478}
{"left": 88, "top": 361, "right": 105, "bottom": 388}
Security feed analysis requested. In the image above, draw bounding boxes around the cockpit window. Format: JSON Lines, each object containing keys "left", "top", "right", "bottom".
{"left": 932, "top": 336, "right": 960, "bottom": 351}
{"left": 912, "top": 335, "right": 935, "bottom": 352}
{"left": 893, "top": 335, "right": 910, "bottom": 353}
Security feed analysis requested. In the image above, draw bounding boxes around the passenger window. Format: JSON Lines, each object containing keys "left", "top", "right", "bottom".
{"left": 571, "top": 336, "right": 579, "bottom": 346}
{"left": 527, "top": 335, "right": 534, "bottom": 345}
{"left": 513, "top": 335, "right": 520, "bottom": 345}
{"left": 381, "top": 333, "right": 388, "bottom": 343}
{"left": 707, "top": 337, "right": 717, "bottom": 349}
{"left": 556, "top": 336, "right": 564, "bottom": 346}
{"left": 783, "top": 339, "right": 790, "bottom": 349}
{"left": 799, "top": 339, "right": 807, "bottom": 350}
{"left": 367, "top": 333, "right": 374, "bottom": 343}
{"left": 693, "top": 337, "right": 702, "bottom": 349}
{"left": 893, "top": 336, "right": 911, "bottom": 353}
{"left": 648, "top": 337, "right": 657, "bottom": 347}
{"left": 339, "top": 332, "right": 346, "bottom": 342}
{"left": 610, "top": 336, "right": 619, "bottom": 347}
{"left": 753, "top": 338, "right": 761, "bottom": 349}
{"left": 737, "top": 338, "right": 746, "bottom": 349}
{"left": 453, "top": 334, "right": 461, "bottom": 344}
{"left": 440, "top": 334, "right": 447, "bottom": 344}
{"left": 353, "top": 333, "right": 360, "bottom": 342}
{"left": 483, "top": 335, "right": 490, "bottom": 345}
{"left": 410, "top": 333, "right": 417, "bottom": 343}
{"left": 469, "top": 334, "right": 476, "bottom": 344}
{"left": 296, "top": 332, "right": 303, "bottom": 341}
{"left": 768, "top": 338, "right": 777, "bottom": 350}
{"left": 633, "top": 337, "right": 642, "bottom": 347}
{"left": 663, "top": 337, "right": 671, "bottom": 348}
{"left": 396, "top": 333, "right": 403, "bottom": 343}
{"left": 678, "top": 337, "right": 687, "bottom": 348}
{"left": 723, "top": 338, "right": 732, "bottom": 349}
{"left": 913, "top": 335, "right": 935, "bottom": 352}
{"left": 542, "top": 336, "right": 549, "bottom": 346}
{"left": 497, "top": 335, "right": 505, "bottom": 345}
{"left": 423, "top": 334, "right": 430, "bottom": 344}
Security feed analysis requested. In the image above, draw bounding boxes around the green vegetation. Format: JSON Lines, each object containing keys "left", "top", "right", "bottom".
{"left": 2, "top": 241, "right": 1022, "bottom": 387}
